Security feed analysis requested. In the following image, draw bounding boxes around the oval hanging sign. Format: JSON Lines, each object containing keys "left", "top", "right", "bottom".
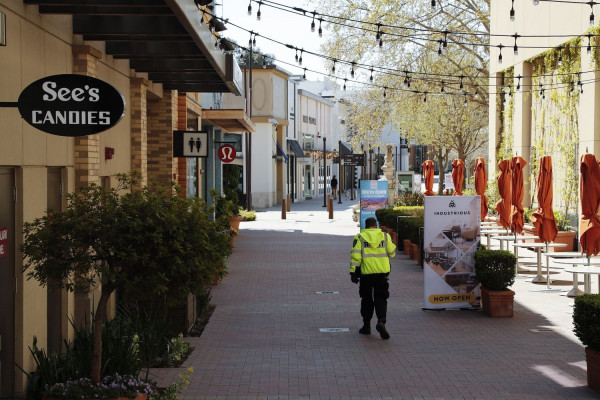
{"left": 17, "top": 74, "right": 126, "bottom": 137}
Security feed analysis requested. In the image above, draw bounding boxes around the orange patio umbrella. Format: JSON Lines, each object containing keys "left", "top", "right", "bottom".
{"left": 423, "top": 160, "right": 435, "bottom": 196}
{"left": 531, "top": 156, "right": 558, "bottom": 243}
{"left": 510, "top": 156, "right": 527, "bottom": 234}
{"left": 579, "top": 153, "right": 600, "bottom": 256}
{"left": 495, "top": 159, "right": 512, "bottom": 230}
{"left": 474, "top": 157, "right": 488, "bottom": 221}
{"left": 451, "top": 159, "right": 464, "bottom": 196}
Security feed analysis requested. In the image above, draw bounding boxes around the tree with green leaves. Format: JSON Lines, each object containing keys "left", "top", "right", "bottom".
{"left": 21, "top": 174, "right": 231, "bottom": 384}
{"left": 318, "top": 0, "right": 489, "bottom": 170}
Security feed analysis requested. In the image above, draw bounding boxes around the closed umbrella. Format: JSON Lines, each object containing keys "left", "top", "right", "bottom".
{"left": 474, "top": 157, "right": 488, "bottom": 221}
{"left": 451, "top": 159, "right": 464, "bottom": 196}
{"left": 495, "top": 159, "right": 512, "bottom": 230}
{"left": 423, "top": 160, "right": 435, "bottom": 196}
{"left": 531, "top": 156, "right": 559, "bottom": 290}
{"left": 531, "top": 156, "right": 558, "bottom": 243}
{"left": 510, "top": 156, "right": 527, "bottom": 234}
{"left": 579, "top": 153, "right": 600, "bottom": 257}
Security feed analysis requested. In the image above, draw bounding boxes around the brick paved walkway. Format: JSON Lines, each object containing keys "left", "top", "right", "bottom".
{"left": 149, "top": 197, "right": 598, "bottom": 400}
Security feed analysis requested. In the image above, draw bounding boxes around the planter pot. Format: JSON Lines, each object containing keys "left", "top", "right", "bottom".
{"left": 586, "top": 347, "right": 600, "bottom": 393}
{"left": 390, "top": 232, "right": 398, "bottom": 246}
{"left": 522, "top": 224, "right": 576, "bottom": 252}
{"left": 412, "top": 244, "right": 421, "bottom": 264}
{"left": 403, "top": 239, "right": 412, "bottom": 255}
{"left": 480, "top": 286, "right": 515, "bottom": 317}
{"left": 227, "top": 215, "right": 243, "bottom": 232}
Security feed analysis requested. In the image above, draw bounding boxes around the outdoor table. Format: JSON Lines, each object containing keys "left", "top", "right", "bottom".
{"left": 511, "top": 242, "right": 567, "bottom": 283}
{"left": 491, "top": 235, "right": 537, "bottom": 251}
{"left": 554, "top": 258, "right": 600, "bottom": 296}
{"left": 481, "top": 229, "right": 511, "bottom": 248}
{"left": 529, "top": 251, "right": 587, "bottom": 292}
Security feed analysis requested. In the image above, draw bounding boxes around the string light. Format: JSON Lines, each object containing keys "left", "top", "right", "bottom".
{"left": 369, "top": 67, "right": 374, "bottom": 82}
{"left": 247, "top": 0, "right": 252, "bottom": 15}
{"left": 350, "top": 62, "right": 355, "bottom": 78}
{"left": 423, "top": 92, "right": 427, "bottom": 103}
{"left": 437, "top": 40, "right": 443, "bottom": 55}
{"left": 318, "top": 19, "right": 323, "bottom": 37}
{"left": 383, "top": 86, "right": 387, "bottom": 98}
{"left": 303, "top": 68, "right": 307, "bottom": 80}
{"left": 299, "top": 49, "right": 303, "bottom": 65}
{"left": 516, "top": 75, "right": 521, "bottom": 91}
{"left": 498, "top": 44, "right": 504, "bottom": 64}
{"left": 558, "top": 46, "right": 563, "bottom": 66}
{"left": 256, "top": 1, "right": 262, "bottom": 20}
{"left": 464, "top": 93, "right": 468, "bottom": 105}
{"left": 590, "top": 1, "right": 596, "bottom": 26}
{"left": 510, "top": 0, "right": 515, "bottom": 21}
{"left": 431, "top": 0, "right": 436, "bottom": 11}
{"left": 459, "top": 75, "right": 464, "bottom": 92}
{"left": 513, "top": 33, "right": 519, "bottom": 55}
{"left": 441, "top": 80, "right": 445, "bottom": 93}
{"left": 533, "top": 0, "right": 539, "bottom": 5}
{"left": 343, "top": 78, "right": 347, "bottom": 91}
{"left": 311, "top": 11, "right": 316, "bottom": 32}
{"left": 404, "top": 71, "right": 410, "bottom": 88}
{"left": 331, "top": 59, "right": 336, "bottom": 74}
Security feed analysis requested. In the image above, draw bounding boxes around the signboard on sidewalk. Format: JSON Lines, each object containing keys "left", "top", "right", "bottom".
{"left": 423, "top": 196, "right": 481, "bottom": 309}
{"left": 342, "top": 153, "right": 365, "bottom": 166}
{"left": 173, "top": 130, "right": 208, "bottom": 157}
{"left": 359, "top": 180, "right": 388, "bottom": 229}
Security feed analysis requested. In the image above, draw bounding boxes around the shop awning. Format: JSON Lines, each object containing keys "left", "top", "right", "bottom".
{"left": 340, "top": 142, "right": 353, "bottom": 156}
{"left": 202, "top": 109, "right": 256, "bottom": 133}
{"left": 287, "top": 139, "right": 306, "bottom": 158}
{"left": 28, "top": 0, "right": 243, "bottom": 95}
{"left": 276, "top": 141, "right": 289, "bottom": 163}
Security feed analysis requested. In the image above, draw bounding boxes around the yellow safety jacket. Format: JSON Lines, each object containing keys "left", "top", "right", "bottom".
{"left": 350, "top": 228, "right": 396, "bottom": 275}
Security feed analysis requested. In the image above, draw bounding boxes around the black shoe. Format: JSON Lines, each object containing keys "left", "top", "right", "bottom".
{"left": 376, "top": 320, "right": 390, "bottom": 340}
{"left": 359, "top": 323, "right": 371, "bottom": 335}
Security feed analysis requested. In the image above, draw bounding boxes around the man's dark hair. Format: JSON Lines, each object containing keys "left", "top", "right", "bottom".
{"left": 365, "top": 217, "right": 378, "bottom": 228}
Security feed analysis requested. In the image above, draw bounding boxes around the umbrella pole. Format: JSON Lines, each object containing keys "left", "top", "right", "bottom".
{"left": 545, "top": 242, "right": 551, "bottom": 290}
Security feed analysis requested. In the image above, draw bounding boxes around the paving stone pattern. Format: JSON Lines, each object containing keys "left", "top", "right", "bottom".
{"left": 148, "top": 197, "right": 597, "bottom": 400}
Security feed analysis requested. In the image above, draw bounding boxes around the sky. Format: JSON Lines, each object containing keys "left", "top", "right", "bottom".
{"left": 217, "top": 0, "right": 332, "bottom": 80}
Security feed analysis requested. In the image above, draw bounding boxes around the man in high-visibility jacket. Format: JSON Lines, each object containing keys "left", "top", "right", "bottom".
{"left": 350, "top": 217, "right": 396, "bottom": 339}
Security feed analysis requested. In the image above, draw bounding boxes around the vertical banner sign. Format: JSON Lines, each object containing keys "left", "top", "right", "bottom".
{"left": 359, "top": 180, "right": 388, "bottom": 229}
{"left": 423, "top": 196, "right": 481, "bottom": 309}
{"left": 0, "top": 227, "right": 8, "bottom": 259}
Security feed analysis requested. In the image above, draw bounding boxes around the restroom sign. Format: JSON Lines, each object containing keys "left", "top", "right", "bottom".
{"left": 0, "top": 227, "right": 8, "bottom": 259}
{"left": 173, "top": 130, "right": 208, "bottom": 157}
{"left": 218, "top": 144, "right": 236, "bottom": 163}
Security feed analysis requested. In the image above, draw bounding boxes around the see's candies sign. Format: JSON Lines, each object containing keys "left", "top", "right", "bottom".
{"left": 17, "top": 74, "right": 126, "bottom": 136}
{"left": 0, "top": 227, "right": 7, "bottom": 259}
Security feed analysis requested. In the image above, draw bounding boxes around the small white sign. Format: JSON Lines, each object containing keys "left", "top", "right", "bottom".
{"left": 319, "top": 328, "right": 350, "bottom": 332}
{"left": 183, "top": 132, "right": 208, "bottom": 157}
{"left": 444, "top": 173, "right": 454, "bottom": 190}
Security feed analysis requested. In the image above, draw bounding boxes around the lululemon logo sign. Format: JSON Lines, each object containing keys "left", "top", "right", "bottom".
{"left": 218, "top": 144, "right": 236, "bottom": 163}
{"left": 17, "top": 74, "right": 125, "bottom": 136}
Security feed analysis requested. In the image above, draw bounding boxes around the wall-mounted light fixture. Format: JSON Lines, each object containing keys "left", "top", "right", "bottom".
{"left": 0, "top": 10, "right": 6, "bottom": 46}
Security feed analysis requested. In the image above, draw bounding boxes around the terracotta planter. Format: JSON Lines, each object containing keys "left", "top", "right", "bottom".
{"left": 586, "top": 347, "right": 600, "bottom": 393}
{"left": 227, "top": 215, "right": 243, "bottom": 232}
{"left": 522, "top": 224, "right": 576, "bottom": 252}
{"left": 412, "top": 244, "right": 421, "bottom": 264}
{"left": 390, "top": 232, "right": 397, "bottom": 246}
{"left": 403, "top": 239, "right": 412, "bottom": 255}
{"left": 480, "top": 286, "right": 515, "bottom": 317}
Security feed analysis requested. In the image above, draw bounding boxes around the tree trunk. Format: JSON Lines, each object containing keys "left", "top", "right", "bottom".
{"left": 91, "top": 283, "right": 116, "bottom": 384}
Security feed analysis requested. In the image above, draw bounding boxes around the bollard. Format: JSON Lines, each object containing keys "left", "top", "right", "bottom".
{"left": 329, "top": 198, "right": 334, "bottom": 219}
{"left": 286, "top": 194, "right": 291, "bottom": 212}
{"left": 281, "top": 199, "right": 286, "bottom": 219}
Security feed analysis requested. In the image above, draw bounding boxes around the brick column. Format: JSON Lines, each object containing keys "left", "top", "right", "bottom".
{"left": 130, "top": 78, "right": 150, "bottom": 186}
{"left": 148, "top": 90, "right": 178, "bottom": 185}
{"left": 72, "top": 45, "right": 102, "bottom": 188}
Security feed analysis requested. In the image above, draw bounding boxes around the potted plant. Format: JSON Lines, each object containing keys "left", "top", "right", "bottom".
{"left": 474, "top": 248, "right": 517, "bottom": 317}
{"left": 211, "top": 188, "right": 242, "bottom": 231}
{"left": 523, "top": 210, "right": 576, "bottom": 251}
{"left": 573, "top": 293, "right": 600, "bottom": 393}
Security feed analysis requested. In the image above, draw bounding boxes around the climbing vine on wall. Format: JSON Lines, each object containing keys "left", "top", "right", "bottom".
{"left": 528, "top": 38, "right": 580, "bottom": 216}
{"left": 496, "top": 67, "right": 514, "bottom": 164}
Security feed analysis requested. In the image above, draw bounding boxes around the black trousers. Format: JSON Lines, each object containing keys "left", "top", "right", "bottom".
{"left": 359, "top": 273, "right": 389, "bottom": 322}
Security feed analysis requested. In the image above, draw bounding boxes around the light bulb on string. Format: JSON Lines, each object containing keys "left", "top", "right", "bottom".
{"left": 253, "top": 35, "right": 257, "bottom": 47}
{"left": 443, "top": 31, "right": 448, "bottom": 48}
{"left": 474, "top": 85, "right": 479, "bottom": 97}
{"left": 295, "top": 49, "right": 299, "bottom": 63}
{"left": 350, "top": 62, "right": 355, "bottom": 78}
{"left": 343, "top": 79, "right": 347, "bottom": 91}
{"left": 510, "top": 0, "right": 515, "bottom": 21}
{"left": 516, "top": 75, "right": 521, "bottom": 91}
{"left": 303, "top": 68, "right": 307, "bottom": 80}
{"left": 331, "top": 59, "right": 336, "bottom": 74}
{"left": 431, "top": 0, "right": 436, "bottom": 11}
{"left": 533, "top": 0, "right": 539, "bottom": 5}
{"left": 379, "top": 34, "right": 384, "bottom": 48}
{"left": 438, "top": 40, "right": 443, "bottom": 55}
{"left": 588, "top": 34, "right": 592, "bottom": 55}
{"left": 404, "top": 72, "right": 410, "bottom": 88}
{"left": 318, "top": 19, "right": 323, "bottom": 37}
{"left": 441, "top": 80, "right": 445, "bottom": 93}
{"left": 464, "top": 94, "right": 468, "bottom": 105}
{"left": 369, "top": 68, "right": 374, "bottom": 82}
{"left": 508, "top": 84, "right": 512, "bottom": 97}
{"left": 299, "top": 49, "right": 303, "bottom": 65}
{"left": 590, "top": 3, "right": 595, "bottom": 26}
{"left": 459, "top": 75, "right": 464, "bottom": 92}
{"left": 256, "top": 1, "right": 261, "bottom": 20}
{"left": 247, "top": 0, "right": 252, "bottom": 15}
{"left": 383, "top": 87, "right": 387, "bottom": 98}
{"left": 498, "top": 44, "right": 504, "bottom": 64}
{"left": 513, "top": 33, "right": 519, "bottom": 55}
{"left": 311, "top": 12, "right": 316, "bottom": 32}
{"left": 423, "top": 92, "right": 427, "bottom": 103}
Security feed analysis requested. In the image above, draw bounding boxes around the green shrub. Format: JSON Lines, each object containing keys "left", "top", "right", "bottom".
{"left": 573, "top": 294, "right": 600, "bottom": 351}
{"left": 474, "top": 249, "right": 516, "bottom": 291}
{"left": 149, "top": 366, "right": 193, "bottom": 400}
{"left": 395, "top": 190, "right": 424, "bottom": 206}
{"left": 240, "top": 209, "right": 256, "bottom": 221}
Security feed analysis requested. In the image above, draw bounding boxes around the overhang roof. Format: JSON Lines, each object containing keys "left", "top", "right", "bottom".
{"left": 202, "top": 109, "right": 256, "bottom": 133}
{"left": 26, "top": 0, "right": 241, "bottom": 94}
